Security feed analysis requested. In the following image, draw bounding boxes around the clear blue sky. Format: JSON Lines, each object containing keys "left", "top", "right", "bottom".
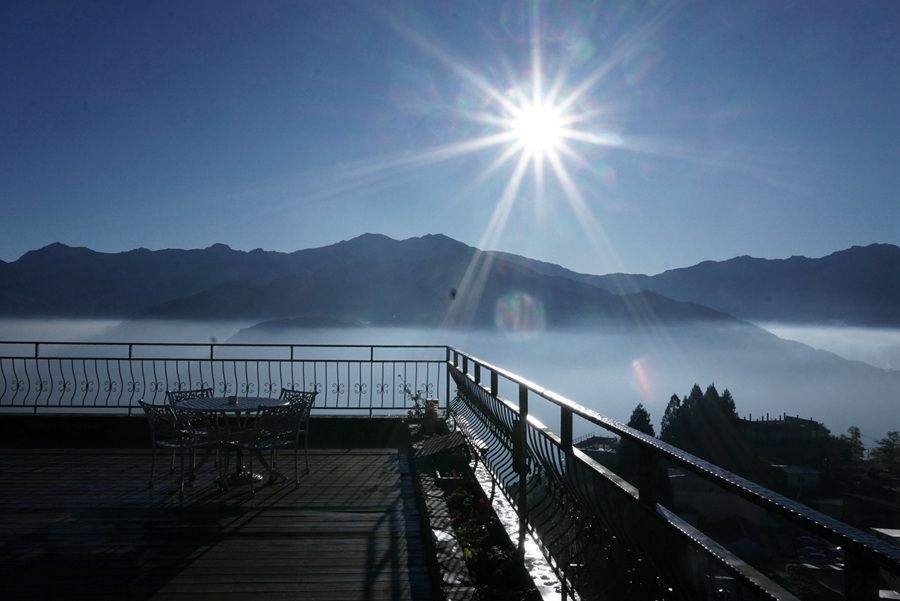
{"left": 2, "top": 1, "right": 898, "bottom": 275}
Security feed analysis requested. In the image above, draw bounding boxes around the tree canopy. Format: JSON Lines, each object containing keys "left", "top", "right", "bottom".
{"left": 871, "top": 431, "right": 900, "bottom": 476}
{"left": 627, "top": 403, "right": 655, "bottom": 437}
{"left": 659, "top": 383, "right": 767, "bottom": 483}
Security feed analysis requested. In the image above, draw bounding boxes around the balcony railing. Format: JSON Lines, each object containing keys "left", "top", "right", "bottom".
{"left": 0, "top": 341, "right": 447, "bottom": 416}
{"left": 1, "top": 340, "right": 898, "bottom": 599}
{"left": 447, "top": 347, "right": 900, "bottom": 601}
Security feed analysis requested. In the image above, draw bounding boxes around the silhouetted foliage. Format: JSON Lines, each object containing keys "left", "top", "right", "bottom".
{"left": 618, "top": 403, "right": 655, "bottom": 484}
{"left": 872, "top": 431, "right": 900, "bottom": 476}
{"left": 628, "top": 403, "right": 655, "bottom": 437}
{"left": 839, "top": 426, "right": 865, "bottom": 467}
{"left": 659, "top": 384, "right": 768, "bottom": 484}
{"left": 618, "top": 403, "right": 673, "bottom": 504}
{"left": 660, "top": 394, "right": 683, "bottom": 447}
{"left": 720, "top": 388, "right": 737, "bottom": 418}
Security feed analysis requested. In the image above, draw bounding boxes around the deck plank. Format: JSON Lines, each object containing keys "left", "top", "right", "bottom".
{"left": 0, "top": 448, "right": 433, "bottom": 600}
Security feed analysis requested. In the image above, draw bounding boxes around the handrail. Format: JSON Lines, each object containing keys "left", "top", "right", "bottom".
{"left": 447, "top": 345, "right": 900, "bottom": 600}
{"left": 0, "top": 342, "right": 449, "bottom": 415}
{"left": 0, "top": 341, "right": 448, "bottom": 349}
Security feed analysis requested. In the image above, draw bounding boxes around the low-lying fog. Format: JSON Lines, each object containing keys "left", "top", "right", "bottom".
{"left": 1, "top": 319, "right": 897, "bottom": 446}
{"left": 757, "top": 322, "right": 900, "bottom": 371}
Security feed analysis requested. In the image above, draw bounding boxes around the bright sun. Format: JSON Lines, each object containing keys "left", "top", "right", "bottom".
{"left": 509, "top": 101, "right": 564, "bottom": 156}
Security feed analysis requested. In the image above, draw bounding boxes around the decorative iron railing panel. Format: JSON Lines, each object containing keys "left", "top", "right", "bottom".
{"left": 0, "top": 342, "right": 446, "bottom": 415}
{"left": 448, "top": 348, "right": 900, "bottom": 601}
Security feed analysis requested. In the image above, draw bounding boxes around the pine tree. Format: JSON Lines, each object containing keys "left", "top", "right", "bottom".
{"left": 660, "top": 394, "right": 682, "bottom": 444}
{"left": 618, "top": 403, "right": 658, "bottom": 491}
{"left": 628, "top": 403, "right": 655, "bottom": 437}
{"left": 721, "top": 388, "right": 737, "bottom": 420}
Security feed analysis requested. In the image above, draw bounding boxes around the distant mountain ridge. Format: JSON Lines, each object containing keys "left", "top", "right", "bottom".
{"left": 586, "top": 244, "right": 900, "bottom": 326}
{"left": 0, "top": 235, "right": 896, "bottom": 326}
{"left": 0, "top": 234, "right": 729, "bottom": 328}
{"left": 135, "top": 235, "right": 729, "bottom": 327}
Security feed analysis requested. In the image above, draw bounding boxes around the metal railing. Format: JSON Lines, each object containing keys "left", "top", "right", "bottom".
{"left": 0, "top": 341, "right": 448, "bottom": 416}
{"left": 447, "top": 347, "right": 900, "bottom": 601}
{"left": 2, "top": 339, "right": 898, "bottom": 599}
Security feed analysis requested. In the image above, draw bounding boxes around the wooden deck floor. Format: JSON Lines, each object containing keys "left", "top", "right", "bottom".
{"left": 0, "top": 448, "right": 434, "bottom": 600}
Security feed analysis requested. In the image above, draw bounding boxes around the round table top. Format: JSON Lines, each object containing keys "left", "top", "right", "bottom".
{"left": 176, "top": 396, "right": 289, "bottom": 412}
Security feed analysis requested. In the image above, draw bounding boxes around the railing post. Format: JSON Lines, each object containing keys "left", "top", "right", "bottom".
{"left": 515, "top": 383, "right": 529, "bottom": 552}
{"left": 462, "top": 355, "right": 468, "bottom": 376}
{"left": 33, "top": 343, "right": 40, "bottom": 415}
{"left": 444, "top": 348, "right": 451, "bottom": 417}
{"left": 474, "top": 362, "right": 480, "bottom": 385}
{"left": 561, "top": 406, "right": 573, "bottom": 453}
{"left": 638, "top": 445, "right": 659, "bottom": 508}
{"left": 490, "top": 370, "right": 498, "bottom": 397}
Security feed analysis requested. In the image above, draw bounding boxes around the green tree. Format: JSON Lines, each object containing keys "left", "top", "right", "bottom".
{"left": 660, "top": 394, "right": 682, "bottom": 445}
{"left": 720, "top": 388, "right": 738, "bottom": 420}
{"left": 872, "top": 431, "right": 900, "bottom": 476}
{"left": 628, "top": 403, "right": 655, "bottom": 437}
{"left": 839, "top": 426, "right": 865, "bottom": 467}
{"left": 657, "top": 384, "right": 769, "bottom": 484}
{"left": 618, "top": 403, "right": 657, "bottom": 492}
{"left": 686, "top": 384, "right": 704, "bottom": 408}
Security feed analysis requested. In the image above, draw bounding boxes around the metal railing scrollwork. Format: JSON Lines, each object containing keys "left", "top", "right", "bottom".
{"left": 0, "top": 342, "right": 446, "bottom": 416}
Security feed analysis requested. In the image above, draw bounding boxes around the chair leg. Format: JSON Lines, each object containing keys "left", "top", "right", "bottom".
{"left": 249, "top": 452, "right": 255, "bottom": 498}
{"left": 149, "top": 447, "right": 156, "bottom": 489}
{"left": 179, "top": 449, "right": 185, "bottom": 503}
{"left": 188, "top": 448, "right": 196, "bottom": 483}
{"left": 219, "top": 446, "right": 230, "bottom": 491}
{"left": 305, "top": 430, "right": 311, "bottom": 474}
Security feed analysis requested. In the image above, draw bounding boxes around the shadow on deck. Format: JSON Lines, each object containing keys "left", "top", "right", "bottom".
{"left": 0, "top": 447, "right": 434, "bottom": 600}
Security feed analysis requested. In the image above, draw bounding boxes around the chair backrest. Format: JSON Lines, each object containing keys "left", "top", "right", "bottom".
{"left": 166, "top": 387, "right": 213, "bottom": 406}
{"left": 139, "top": 400, "right": 180, "bottom": 443}
{"left": 279, "top": 388, "right": 317, "bottom": 410}
{"left": 252, "top": 404, "right": 306, "bottom": 443}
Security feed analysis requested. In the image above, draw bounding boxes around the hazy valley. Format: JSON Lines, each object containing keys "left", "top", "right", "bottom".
{"left": 1, "top": 234, "right": 897, "bottom": 444}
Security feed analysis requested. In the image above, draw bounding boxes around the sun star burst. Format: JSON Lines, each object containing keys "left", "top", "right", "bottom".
{"left": 509, "top": 100, "right": 565, "bottom": 157}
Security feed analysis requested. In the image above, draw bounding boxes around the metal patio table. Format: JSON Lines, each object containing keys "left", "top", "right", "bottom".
{"left": 177, "top": 395, "right": 291, "bottom": 485}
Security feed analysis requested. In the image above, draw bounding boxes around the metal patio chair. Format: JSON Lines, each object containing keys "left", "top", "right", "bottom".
{"left": 166, "top": 387, "right": 217, "bottom": 464}
{"left": 139, "top": 400, "right": 214, "bottom": 501}
{"left": 278, "top": 388, "right": 317, "bottom": 466}
{"left": 235, "top": 399, "right": 314, "bottom": 496}
{"left": 166, "top": 387, "right": 213, "bottom": 405}
{"left": 279, "top": 387, "right": 317, "bottom": 406}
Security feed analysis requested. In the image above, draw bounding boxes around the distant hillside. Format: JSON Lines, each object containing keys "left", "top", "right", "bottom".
{"left": 139, "top": 235, "right": 729, "bottom": 328}
{"left": 587, "top": 244, "right": 900, "bottom": 326}
{"left": 0, "top": 242, "right": 301, "bottom": 316}
{"left": 0, "top": 234, "right": 729, "bottom": 328}
{"left": 2, "top": 236, "right": 895, "bottom": 326}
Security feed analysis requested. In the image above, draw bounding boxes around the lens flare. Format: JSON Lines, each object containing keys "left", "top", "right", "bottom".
{"left": 494, "top": 291, "right": 546, "bottom": 334}
{"left": 630, "top": 357, "right": 654, "bottom": 400}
